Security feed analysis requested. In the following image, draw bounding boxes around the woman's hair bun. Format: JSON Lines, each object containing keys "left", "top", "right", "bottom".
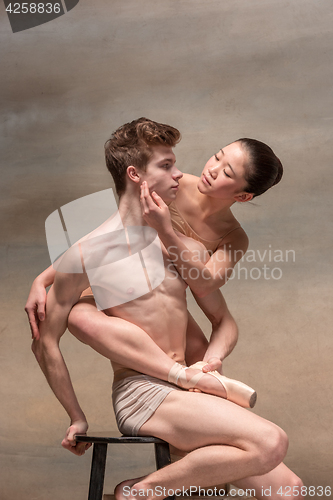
{"left": 273, "top": 157, "right": 283, "bottom": 187}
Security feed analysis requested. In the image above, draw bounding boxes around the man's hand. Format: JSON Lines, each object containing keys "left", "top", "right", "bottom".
{"left": 61, "top": 420, "right": 91, "bottom": 456}
{"left": 201, "top": 357, "right": 223, "bottom": 375}
{"left": 25, "top": 279, "right": 47, "bottom": 340}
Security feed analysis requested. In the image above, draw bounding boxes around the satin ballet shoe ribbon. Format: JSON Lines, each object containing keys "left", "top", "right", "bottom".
{"left": 168, "top": 361, "right": 257, "bottom": 408}
{"left": 168, "top": 362, "right": 206, "bottom": 389}
{"left": 189, "top": 361, "right": 257, "bottom": 408}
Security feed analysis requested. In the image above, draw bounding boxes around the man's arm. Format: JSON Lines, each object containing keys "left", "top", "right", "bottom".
{"left": 31, "top": 269, "right": 90, "bottom": 455}
{"left": 25, "top": 265, "right": 56, "bottom": 340}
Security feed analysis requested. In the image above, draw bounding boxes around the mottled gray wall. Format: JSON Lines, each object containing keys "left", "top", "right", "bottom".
{"left": 1, "top": 1, "right": 332, "bottom": 499}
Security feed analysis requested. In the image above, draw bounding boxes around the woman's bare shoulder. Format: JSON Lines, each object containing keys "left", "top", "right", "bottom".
{"left": 180, "top": 173, "right": 199, "bottom": 188}
{"left": 177, "top": 173, "right": 199, "bottom": 202}
{"left": 217, "top": 224, "right": 249, "bottom": 257}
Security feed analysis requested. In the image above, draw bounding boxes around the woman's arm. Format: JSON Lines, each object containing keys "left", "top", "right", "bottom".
{"left": 183, "top": 289, "right": 238, "bottom": 378}
{"left": 140, "top": 184, "right": 248, "bottom": 297}
{"left": 193, "top": 290, "right": 238, "bottom": 366}
{"left": 25, "top": 265, "right": 56, "bottom": 340}
{"left": 164, "top": 229, "right": 248, "bottom": 296}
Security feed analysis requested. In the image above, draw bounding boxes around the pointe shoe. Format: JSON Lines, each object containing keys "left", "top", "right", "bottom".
{"left": 168, "top": 362, "right": 256, "bottom": 408}
{"left": 168, "top": 362, "right": 206, "bottom": 390}
{"left": 189, "top": 361, "right": 257, "bottom": 408}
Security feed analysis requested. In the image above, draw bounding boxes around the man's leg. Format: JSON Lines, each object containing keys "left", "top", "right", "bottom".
{"left": 68, "top": 300, "right": 227, "bottom": 398}
{"left": 114, "top": 390, "right": 297, "bottom": 500}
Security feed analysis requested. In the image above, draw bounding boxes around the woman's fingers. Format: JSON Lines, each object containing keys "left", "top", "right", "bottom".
{"left": 151, "top": 190, "right": 165, "bottom": 208}
{"left": 140, "top": 185, "right": 149, "bottom": 213}
{"left": 140, "top": 182, "right": 159, "bottom": 213}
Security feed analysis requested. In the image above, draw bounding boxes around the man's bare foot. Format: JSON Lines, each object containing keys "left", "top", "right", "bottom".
{"left": 115, "top": 476, "right": 147, "bottom": 500}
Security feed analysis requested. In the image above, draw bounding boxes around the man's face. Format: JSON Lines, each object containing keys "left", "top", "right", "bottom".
{"left": 140, "top": 145, "right": 183, "bottom": 204}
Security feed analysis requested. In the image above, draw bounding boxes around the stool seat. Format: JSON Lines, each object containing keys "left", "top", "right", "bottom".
{"left": 75, "top": 433, "right": 172, "bottom": 500}
{"left": 76, "top": 433, "right": 168, "bottom": 444}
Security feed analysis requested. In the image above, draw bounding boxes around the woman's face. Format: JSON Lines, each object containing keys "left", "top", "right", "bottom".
{"left": 197, "top": 142, "right": 251, "bottom": 201}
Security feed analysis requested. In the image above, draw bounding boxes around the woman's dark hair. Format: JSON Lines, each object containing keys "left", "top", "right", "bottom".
{"left": 237, "top": 138, "right": 283, "bottom": 198}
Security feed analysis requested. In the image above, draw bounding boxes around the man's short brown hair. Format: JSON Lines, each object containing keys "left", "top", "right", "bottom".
{"left": 105, "top": 117, "right": 181, "bottom": 196}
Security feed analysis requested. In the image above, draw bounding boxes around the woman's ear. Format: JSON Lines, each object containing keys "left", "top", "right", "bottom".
{"left": 234, "top": 192, "right": 254, "bottom": 203}
{"left": 127, "top": 165, "right": 141, "bottom": 184}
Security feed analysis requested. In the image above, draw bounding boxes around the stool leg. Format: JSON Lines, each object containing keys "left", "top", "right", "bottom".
{"left": 154, "top": 442, "right": 171, "bottom": 469}
{"left": 154, "top": 442, "right": 174, "bottom": 500}
{"left": 88, "top": 442, "right": 108, "bottom": 500}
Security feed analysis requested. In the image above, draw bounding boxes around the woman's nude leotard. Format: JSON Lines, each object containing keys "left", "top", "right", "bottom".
{"left": 168, "top": 201, "right": 241, "bottom": 254}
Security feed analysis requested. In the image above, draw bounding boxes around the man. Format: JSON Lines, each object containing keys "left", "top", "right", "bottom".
{"left": 32, "top": 118, "right": 302, "bottom": 499}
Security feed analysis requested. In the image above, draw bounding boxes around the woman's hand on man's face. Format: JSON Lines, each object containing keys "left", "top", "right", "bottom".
{"left": 140, "top": 181, "right": 173, "bottom": 236}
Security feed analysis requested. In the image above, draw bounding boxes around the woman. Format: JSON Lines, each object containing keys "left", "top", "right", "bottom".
{"left": 25, "top": 136, "right": 282, "bottom": 406}
{"left": 140, "top": 138, "right": 282, "bottom": 296}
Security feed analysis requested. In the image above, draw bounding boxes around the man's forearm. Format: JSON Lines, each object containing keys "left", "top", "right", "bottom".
{"left": 32, "top": 280, "right": 87, "bottom": 424}
{"left": 33, "top": 336, "right": 86, "bottom": 423}
{"left": 35, "top": 265, "right": 57, "bottom": 288}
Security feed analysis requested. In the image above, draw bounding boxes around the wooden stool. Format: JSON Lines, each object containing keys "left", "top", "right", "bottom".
{"left": 75, "top": 433, "right": 173, "bottom": 500}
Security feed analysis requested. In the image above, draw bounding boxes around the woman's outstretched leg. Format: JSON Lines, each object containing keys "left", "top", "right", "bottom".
{"left": 68, "top": 299, "right": 233, "bottom": 399}
{"left": 68, "top": 298, "right": 174, "bottom": 380}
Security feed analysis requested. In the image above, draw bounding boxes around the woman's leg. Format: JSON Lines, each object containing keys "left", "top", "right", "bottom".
{"left": 68, "top": 298, "right": 175, "bottom": 380}
{"left": 233, "top": 463, "right": 303, "bottom": 500}
{"left": 115, "top": 390, "right": 291, "bottom": 500}
{"left": 67, "top": 299, "right": 226, "bottom": 396}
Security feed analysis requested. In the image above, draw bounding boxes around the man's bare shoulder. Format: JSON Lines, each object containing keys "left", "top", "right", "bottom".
{"left": 54, "top": 211, "right": 124, "bottom": 277}
{"left": 52, "top": 245, "right": 89, "bottom": 303}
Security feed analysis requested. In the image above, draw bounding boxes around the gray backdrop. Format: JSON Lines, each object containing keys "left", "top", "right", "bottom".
{"left": 1, "top": 1, "right": 332, "bottom": 499}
